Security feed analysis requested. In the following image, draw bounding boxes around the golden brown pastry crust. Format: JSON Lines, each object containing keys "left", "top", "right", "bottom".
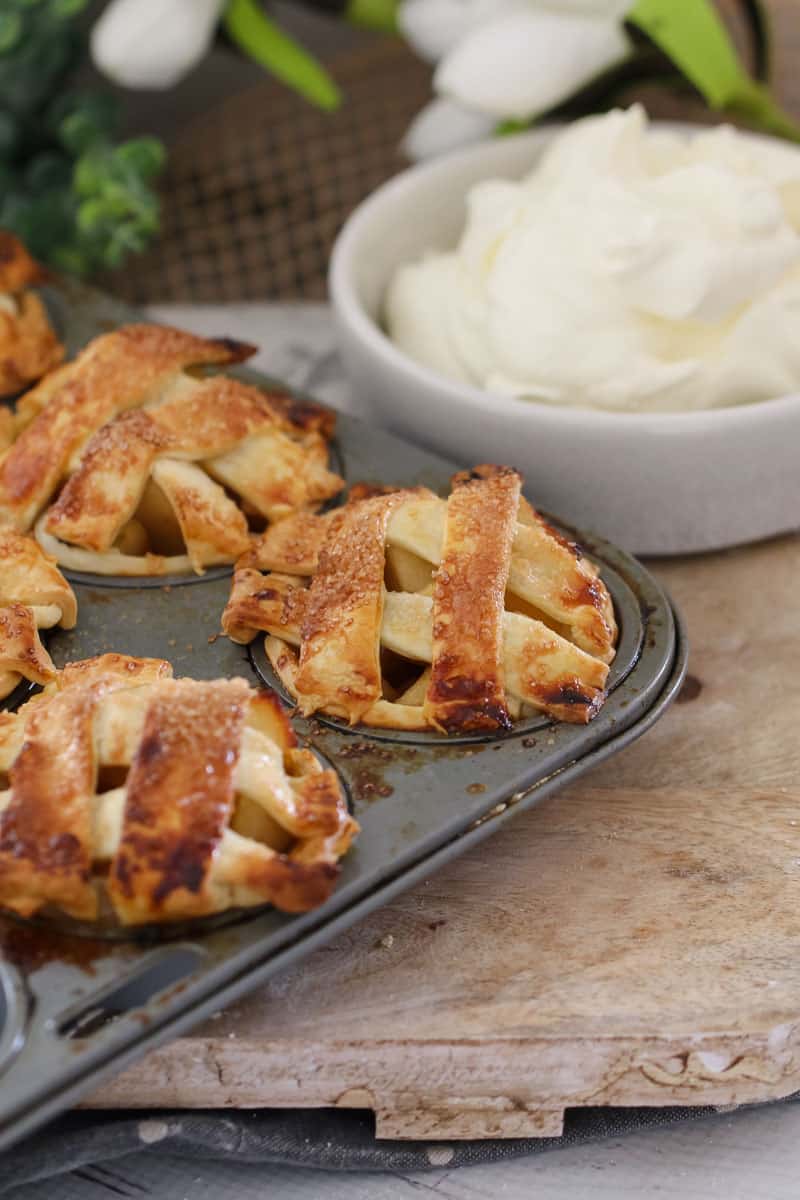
{"left": 0, "top": 232, "right": 47, "bottom": 293}
{"left": 0, "top": 293, "right": 63, "bottom": 399}
{"left": 108, "top": 676, "right": 253, "bottom": 924}
{"left": 0, "top": 233, "right": 63, "bottom": 398}
{"left": 223, "top": 466, "right": 618, "bottom": 732}
{"left": 425, "top": 465, "right": 520, "bottom": 733}
{"left": 42, "top": 375, "right": 342, "bottom": 564}
{"left": 0, "top": 530, "right": 76, "bottom": 700}
{"left": 0, "top": 323, "right": 343, "bottom": 575}
{"left": 0, "top": 324, "right": 256, "bottom": 533}
{"left": 0, "top": 655, "right": 357, "bottom": 925}
{"left": 0, "top": 675, "right": 99, "bottom": 919}
{"left": 294, "top": 491, "right": 412, "bottom": 724}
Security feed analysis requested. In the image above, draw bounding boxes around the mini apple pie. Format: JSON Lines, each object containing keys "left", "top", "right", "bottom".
{"left": 0, "top": 653, "right": 357, "bottom": 925}
{"left": 0, "top": 323, "right": 343, "bottom": 575}
{"left": 0, "top": 530, "right": 76, "bottom": 701}
{"left": 0, "top": 231, "right": 63, "bottom": 399}
{"left": 222, "top": 465, "right": 618, "bottom": 733}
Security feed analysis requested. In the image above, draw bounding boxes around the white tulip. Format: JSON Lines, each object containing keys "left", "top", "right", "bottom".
{"left": 400, "top": 0, "right": 636, "bottom": 158}
{"left": 541, "top": 0, "right": 635, "bottom": 16}
{"left": 91, "top": 0, "right": 227, "bottom": 91}
{"left": 403, "top": 97, "right": 496, "bottom": 160}
{"left": 399, "top": 0, "right": 528, "bottom": 63}
{"left": 437, "top": 9, "right": 631, "bottom": 120}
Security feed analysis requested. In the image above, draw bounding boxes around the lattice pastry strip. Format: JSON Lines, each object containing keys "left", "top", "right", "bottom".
{"left": 0, "top": 232, "right": 63, "bottom": 399}
{"left": 0, "top": 530, "right": 76, "bottom": 700}
{"left": 0, "top": 654, "right": 357, "bottom": 925}
{"left": 0, "top": 324, "right": 255, "bottom": 535}
{"left": 223, "top": 465, "right": 618, "bottom": 733}
{"left": 0, "top": 322, "right": 342, "bottom": 574}
{"left": 34, "top": 373, "right": 343, "bottom": 575}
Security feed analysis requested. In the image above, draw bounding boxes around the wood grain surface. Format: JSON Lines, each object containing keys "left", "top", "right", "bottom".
{"left": 86, "top": 532, "right": 800, "bottom": 1137}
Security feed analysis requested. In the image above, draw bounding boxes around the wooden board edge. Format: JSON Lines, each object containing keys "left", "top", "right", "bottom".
{"left": 82, "top": 1026, "right": 800, "bottom": 1139}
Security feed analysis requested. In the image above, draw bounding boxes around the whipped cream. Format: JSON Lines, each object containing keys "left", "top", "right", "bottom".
{"left": 385, "top": 106, "right": 800, "bottom": 412}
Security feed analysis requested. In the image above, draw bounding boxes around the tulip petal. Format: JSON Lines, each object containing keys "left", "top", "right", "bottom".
{"left": 91, "top": 0, "right": 226, "bottom": 90}
{"left": 435, "top": 10, "right": 632, "bottom": 120}
{"left": 402, "top": 97, "right": 496, "bottom": 160}
{"left": 399, "top": 0, "right": 528, "bottom": 63}
{"left": 545, "top": 0, "right": 635, "bottom": 18}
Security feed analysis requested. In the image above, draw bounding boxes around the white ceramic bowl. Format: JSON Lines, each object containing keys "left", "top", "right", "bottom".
{"left": 329, "top": 127, "right": 800, "bottom": 555}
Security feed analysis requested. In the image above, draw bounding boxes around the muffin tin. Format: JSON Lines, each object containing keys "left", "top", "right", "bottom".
{"left": 0, "top": 278, "right": 687, "bottom": 1151}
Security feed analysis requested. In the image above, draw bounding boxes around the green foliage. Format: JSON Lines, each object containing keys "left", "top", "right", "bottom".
{"left": 0, "top": 0, "right": 164, "bottom": 275}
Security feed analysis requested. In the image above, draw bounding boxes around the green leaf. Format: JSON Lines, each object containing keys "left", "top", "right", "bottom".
{"left": 0, "top": 14, "right": 23, "bottom": 54}
{"left": 76, "top": 196, "right": 108, "bottom": 234}
{"left": 73, "top": 149, "right": 107, "bottom": 197}
{"left": 223, "top": 0, "right": 341, "bottom": 111}
{"left": 628, "top": 0, "right": 800, "bottom": 142}
{"left": 59, "top": 110, "right": 104, "bottom": 156}
{"left": 53, "top": 92, "right": 120, "bottom": 155}
{"left": 49, "top": 0, "right": 88, "bottom": 18}
{"left": 114, "top": 136, "right": 166, "bottom": 180}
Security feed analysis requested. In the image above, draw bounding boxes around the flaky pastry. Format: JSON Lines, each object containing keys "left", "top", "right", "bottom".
{"left": 222, "top": 465, "right": 618, "bottom": 733}
{"left": 0, "top": 654, "right": 357, "bottom": 925}
{"left": 0, "top": 231, "right": 63, "bottom": 400}
{"left": 0, "top": 530, "right": 76, "bottom": 701}
{"left": 0, "top": 324, "right": 342, "bottom": 574}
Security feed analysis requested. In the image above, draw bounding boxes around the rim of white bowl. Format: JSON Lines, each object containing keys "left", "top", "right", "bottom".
{"left": 329, "top": 124, "right": 800, "bottom": 433}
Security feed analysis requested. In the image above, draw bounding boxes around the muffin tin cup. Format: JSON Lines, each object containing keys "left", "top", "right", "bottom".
{"left": 0, "top": 280, "right": 688, "bottom": 1152}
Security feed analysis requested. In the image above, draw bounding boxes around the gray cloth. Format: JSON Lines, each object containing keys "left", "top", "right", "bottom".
{"left": 2, "top": 1098, "right": 798, "bottom": 1193}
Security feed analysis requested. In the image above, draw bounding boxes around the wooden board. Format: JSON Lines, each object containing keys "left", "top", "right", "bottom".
{"left": 88, "top": 534, "right": 800, "bottom": 1138}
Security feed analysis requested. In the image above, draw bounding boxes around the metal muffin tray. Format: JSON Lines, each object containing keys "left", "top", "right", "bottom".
{"left": 0, "top": 280, "right": 688, "bottom": 1151}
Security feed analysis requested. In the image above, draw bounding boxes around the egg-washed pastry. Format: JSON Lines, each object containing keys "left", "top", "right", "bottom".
{"left": 0, "top": 231, "right": 63, "bottom": 399}
{"left": 223, "top": 465, "right": 618, "bottom": 733}
{"left": 0, "top": 324, "right": 343, "bottom": 575}
{"left": 0, "top": 654, "right": 357, "bottom": 925}
{"left": 0, "top": 530, "right": 76, "bottom": 701}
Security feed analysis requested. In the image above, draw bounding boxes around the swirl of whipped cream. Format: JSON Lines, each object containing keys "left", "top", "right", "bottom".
{"left": 386, "top": 105, "right": 800, "bottom": 412}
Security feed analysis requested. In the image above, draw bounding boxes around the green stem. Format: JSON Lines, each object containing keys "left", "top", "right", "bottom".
{"left": 345, "top": 0, "right": 399, "bottom": 33}
{"left": 726, "top": 79, "right": 800, "bottom": 142}
{"left": 223, "top": 0, "right": 341, "bottom": 111}
{"left": 628, "top": 0, "right": 800, "bottom": 143}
